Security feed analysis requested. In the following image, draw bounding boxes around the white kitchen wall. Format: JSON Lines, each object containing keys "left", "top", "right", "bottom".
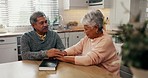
{"left": 62, "top": 9, "right": 88, "bottom": 26}
{"left": 59, "top": 0, "right": 111, "bottom": 27}
{"left": 61, "top": 9, "right": 111, "bottom": 26}
{"left": 6, "top": 25, "right": 33, "bottom": 33}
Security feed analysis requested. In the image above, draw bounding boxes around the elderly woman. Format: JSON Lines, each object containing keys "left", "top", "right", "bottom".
{"left": 56, "top": 10, "right": 120, "bottom": 76}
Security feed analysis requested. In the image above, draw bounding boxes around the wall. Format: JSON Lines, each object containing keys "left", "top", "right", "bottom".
{"left": 62, "top": 9, "right": 111, "bottom": 26}
{"left": 130, "top": 0, "right": 147, "bottom": 23}
{"left": 59, "top": 0, "right": 111, "bottom": 27}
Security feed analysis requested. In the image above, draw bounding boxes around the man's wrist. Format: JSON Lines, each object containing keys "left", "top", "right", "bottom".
{"left": 44, "top": 50, "right": 48, "bottom": 58}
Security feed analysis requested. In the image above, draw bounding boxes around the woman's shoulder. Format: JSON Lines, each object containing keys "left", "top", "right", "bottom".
{"left": 103, "top": 31, "right": 112, "bottom": 40}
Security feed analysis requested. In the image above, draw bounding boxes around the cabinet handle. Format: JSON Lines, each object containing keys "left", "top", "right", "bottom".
{"left": 0, "top": 40, "right": 5, "bottom": 42}
{"left": 67, "top": 37, "right": 69, "bottom": 48}
{"left": 77, "top": 36, "right": 79, "bottom": 38}
{"left": 14, "top": 48, "right": 16, "bottom": 51}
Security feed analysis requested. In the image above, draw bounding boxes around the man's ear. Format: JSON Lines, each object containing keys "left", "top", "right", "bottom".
{"left": 32, "top": 24, "right": 35, "bottom": 28}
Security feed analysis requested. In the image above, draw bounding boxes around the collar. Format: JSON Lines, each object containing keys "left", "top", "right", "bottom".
{"left": 36, "top": 32, "right": 46, "bottom": 41}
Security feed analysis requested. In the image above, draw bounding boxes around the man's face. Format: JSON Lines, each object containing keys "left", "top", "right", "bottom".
{"left": 33, "top": 16, "right": 48, "bottom": 34}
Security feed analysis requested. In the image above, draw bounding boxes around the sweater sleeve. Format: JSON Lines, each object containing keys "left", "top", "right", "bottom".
{"left": 21, "top": 33, "right": 47, "bottom": 60}
{"left": 65, "top": 38, "right": 84, "bottom": 56}
{"left": 74, "top": 37, "right": 116, "bottom": 66}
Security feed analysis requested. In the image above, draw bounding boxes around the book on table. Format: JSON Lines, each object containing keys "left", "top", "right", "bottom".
{"left": 39, "top": 58, "right": 59, "bottom": 70}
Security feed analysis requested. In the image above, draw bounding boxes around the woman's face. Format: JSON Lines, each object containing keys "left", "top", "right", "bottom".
{"left": 84, "top": 25, "right": 98, "bottom": 39}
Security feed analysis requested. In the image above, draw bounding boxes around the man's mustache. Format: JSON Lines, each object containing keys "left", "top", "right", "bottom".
{"left": 42, "top": 26, "right": 48, "bottom": 30}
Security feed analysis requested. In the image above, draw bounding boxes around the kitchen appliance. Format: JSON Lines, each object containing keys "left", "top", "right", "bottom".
{"left": 88, "top": 0, "right": 112, "bottom": 8}
{"left": 89, "top": 0, "right": 103, "bottom": 6}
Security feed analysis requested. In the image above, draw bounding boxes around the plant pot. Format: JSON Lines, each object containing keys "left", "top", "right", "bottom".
{"left": 130, "top": 66, "right": 148, "bottom": 78}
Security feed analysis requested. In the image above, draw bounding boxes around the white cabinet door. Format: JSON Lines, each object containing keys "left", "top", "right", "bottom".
{"left": 70, "top": 32, "right": 85, "bottom": 47}
{"left": 110, "top": 0, "right": 131, "bottom": 29}
{"left": 66, "top": 32, "right": 85, "bottom": 48}
{"left": 58, "top": 32, "right": 85, "bottom": 48}
{"left": 64, "top": 0, "right": 88, "bottom": 10}
{"left": 0, "top": 37, "right": 18, "bottom": 63}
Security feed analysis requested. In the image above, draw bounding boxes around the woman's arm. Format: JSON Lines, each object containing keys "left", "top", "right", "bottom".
{"left": 56, "top": 56, "right": 75, "bottom": 64}
{"left": 64, "top": 37, "right": 85, "bottom": 56}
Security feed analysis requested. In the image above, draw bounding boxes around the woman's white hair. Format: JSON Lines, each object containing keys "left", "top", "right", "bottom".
{"left": 81, "top": 10, "right": 104, "bottom": 31}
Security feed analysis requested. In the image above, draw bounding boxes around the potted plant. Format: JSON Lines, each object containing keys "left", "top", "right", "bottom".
{"left": 118, "top": 14, "right": 148, "bottom": 78}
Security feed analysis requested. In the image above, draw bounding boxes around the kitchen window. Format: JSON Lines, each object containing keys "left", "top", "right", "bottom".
{"left": 0, "top": 0, "right": 59, "bottom": 27}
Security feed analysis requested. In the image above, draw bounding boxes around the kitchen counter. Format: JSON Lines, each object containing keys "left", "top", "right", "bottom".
{"left": 0, "top": 32, "right": 23, "bottom": 37}
{"left": 106, "top": 30, "right": 120, "bottom": 35}
{"left": 54, "top": 29, "right": 84, "bottom": 33}
{"left": 0, "top": 29, "right": 119, "bottom": 37}
{"left": 0, "top": 30, "right": 84, "bottom": 37}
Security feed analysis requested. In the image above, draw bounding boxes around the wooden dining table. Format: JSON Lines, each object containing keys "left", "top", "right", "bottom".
{"left": 0, "top": 60, "right": 118, "bottom": 78}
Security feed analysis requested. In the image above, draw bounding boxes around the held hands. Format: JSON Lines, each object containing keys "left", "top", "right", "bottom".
{"left": 48, "top": 50, "right": 74, "bottom": 63}
{"left": 55, "top": 51, "right": 68, "bottom": 62}
{"left": 46, "top": 48, "right": 67, "bottom": 58}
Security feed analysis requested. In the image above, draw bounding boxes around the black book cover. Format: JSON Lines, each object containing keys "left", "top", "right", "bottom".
{"left": 39, "top": 58, "right": 59, "bottom": 70}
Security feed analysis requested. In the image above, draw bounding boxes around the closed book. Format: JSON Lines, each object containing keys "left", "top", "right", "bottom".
{"left": 39, "top": 58, "right": 59, "bottom": 70}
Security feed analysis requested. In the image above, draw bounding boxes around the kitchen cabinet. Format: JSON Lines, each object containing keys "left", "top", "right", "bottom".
{"left": 17, "top": 36, "right": 22, "bottom": 60}
{"left": 110, "top": 0, "right": 147, "bottom": 29}
{"left": 58, "top": 31, "right": 85, "bottom": 48}
{"left": 130, "top": 0, "right": 146, "bottom": 22}
{"left": 0, "top": 37, "right": 18, "bottom": 63}
{"left": 110, "top": 0, "right": 131, "bottom": 29}
{"left": 63, "top": 0, "right": 88, "bottom": 10}
{"left": 65, "top": 32, "right": 85, "bottom": 48}
{"left": 88, "top": 0, "right": 113, "bottom": 9}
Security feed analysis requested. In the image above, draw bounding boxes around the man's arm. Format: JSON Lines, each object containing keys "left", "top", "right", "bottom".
{"left": 21, "top": 34, "right": 47, "bottom": 60}
{"left": 21, "top": 33, "right": 64, "bottom": 60}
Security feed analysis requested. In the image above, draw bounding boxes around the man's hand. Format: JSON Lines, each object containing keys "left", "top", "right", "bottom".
{"left": 46, "top": 48, "right": 64, "bottom": 58}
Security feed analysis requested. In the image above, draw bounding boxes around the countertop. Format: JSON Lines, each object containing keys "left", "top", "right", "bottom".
{"left": 0, "top": 28, "right": 119, "bottom": 37}
{"left": 0, "top": 32, "right": 24, "bottom": 37}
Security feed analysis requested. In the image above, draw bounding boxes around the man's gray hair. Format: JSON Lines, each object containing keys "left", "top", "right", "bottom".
{"left": 81, "top": 10, "right": 104, "bottom": 31}
{"left": 30, "top": 11, "right": 46, "bottom": 25}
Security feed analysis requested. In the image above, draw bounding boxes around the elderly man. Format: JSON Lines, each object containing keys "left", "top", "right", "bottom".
{"left": 56, "top": 10, "right": 120, "bottom": 76}
{"left": 21, "top": 11, "right": 65, "bottom": 60}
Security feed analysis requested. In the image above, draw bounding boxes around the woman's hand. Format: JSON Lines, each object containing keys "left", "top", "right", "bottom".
{"left": 46, "top": 48, "right": 64, "bottom": 58}
{"left": 56, "top": 56, "right": 75, "bottom": 64}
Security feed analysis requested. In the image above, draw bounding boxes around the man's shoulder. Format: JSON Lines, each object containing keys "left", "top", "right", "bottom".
{"left": 22, "top": 31, "right": 35, "bottom": 37}
{"left": 47, "top": 30, "right": 58, "bottom": 35}
{"left": 24, "top": 31, "right": 34, "bottom": 34}
{"left": 48, "top": 30, "right": 57, "bottom": 33}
